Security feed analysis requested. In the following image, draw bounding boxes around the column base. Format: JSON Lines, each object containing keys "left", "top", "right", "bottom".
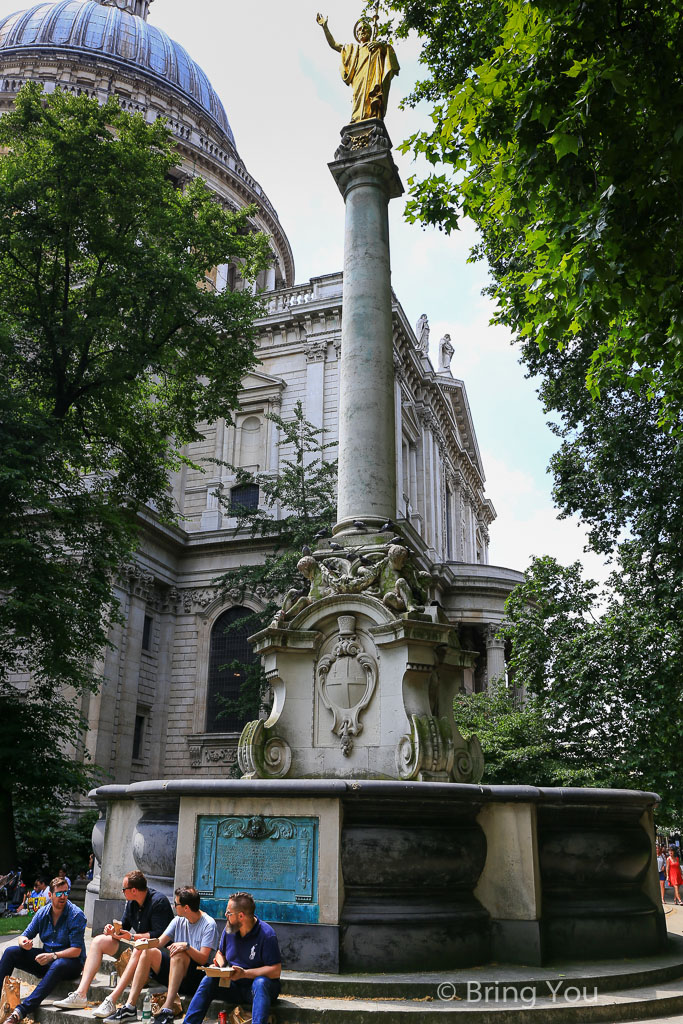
{"left": 331, "top": 517, "right": 404, "bottom": 541}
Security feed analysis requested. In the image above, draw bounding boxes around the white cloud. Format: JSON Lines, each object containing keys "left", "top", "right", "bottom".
{"left": 483, "top": 451, "right": 611, "bottom": 584}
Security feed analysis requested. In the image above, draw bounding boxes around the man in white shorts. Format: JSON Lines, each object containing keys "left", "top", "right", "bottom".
{"left": 104, "top": 886, "right": 218, "bottom": 1024}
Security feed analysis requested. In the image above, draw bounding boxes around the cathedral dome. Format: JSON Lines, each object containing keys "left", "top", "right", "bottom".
{"left": 0, "top": 0, "right": 235, "bottom": 148}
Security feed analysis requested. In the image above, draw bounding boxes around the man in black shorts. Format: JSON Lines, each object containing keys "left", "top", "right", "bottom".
{"left": 55, "top": 870, "right": 173, "bottom": 1018}
{"left": 105, "top": 886, "right": 218, "bottom": 1024}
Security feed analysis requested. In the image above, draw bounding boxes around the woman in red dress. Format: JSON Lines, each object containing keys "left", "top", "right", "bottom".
{"left": 667, "top": 846, "right": 683, "bottom": 905}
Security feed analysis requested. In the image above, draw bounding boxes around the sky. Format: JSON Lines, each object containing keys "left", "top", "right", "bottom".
{"left": 0, "top": 0, "right": 608, "bottom": 581}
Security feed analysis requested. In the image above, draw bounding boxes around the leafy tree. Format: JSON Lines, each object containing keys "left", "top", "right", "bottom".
{"left": 370, "top": 0, "right": 683, "bottom": 422}
{"left": 0, "top": 83, "right": 269, "bottom": 864}
{"left": 15, "top": 807, "right": 99, "bottom": 882}
{"left": 499, "top": 555, "right": 683, "bottom": 819}
{"left": 212, "top": 402, "right": 337, "bottom": 724}
{"left": 367, "top": 0, "right": 683, "bottom": 810}
{"left": 453, "top": 679, "right": 606, "bottom": 788}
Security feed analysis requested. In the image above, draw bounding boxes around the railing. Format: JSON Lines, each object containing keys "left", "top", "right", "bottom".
{"left": 264, "top": 283, "right": 316, "bottom": 314}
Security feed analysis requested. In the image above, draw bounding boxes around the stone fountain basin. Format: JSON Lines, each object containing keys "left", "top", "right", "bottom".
{"left": 89, "top": 779, "right": 665, "bottom": 973}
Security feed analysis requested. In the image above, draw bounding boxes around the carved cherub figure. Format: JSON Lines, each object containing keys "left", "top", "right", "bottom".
{"left": 270, "top": 555, "right": 318, "bottom": 626}
{"left": 382, "top": 543, "right": 431, "bottom": 614}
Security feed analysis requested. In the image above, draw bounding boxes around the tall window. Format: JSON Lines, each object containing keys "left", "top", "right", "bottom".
{"left": 132, "top": 713, "right": 146, "bottom": 761}
{"left": 206, "top": 606, "right": 256, "bottom": 733}
{"left": 230, "top": 483, "right": 259, "bottom": 513}
{"left": 141, "top": 614, "right": 153, "bottom": 651}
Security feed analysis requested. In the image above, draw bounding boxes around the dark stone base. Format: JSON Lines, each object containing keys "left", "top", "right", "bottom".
{"left": 92, "top": 897, "right": 126, "bottom": 936}
{"left": 270, "top": 922, "right": 340, "bottom": 973}
{"left": 341, "top": 904, "right": 490, "bottom": 971}
{"left": 542, "top": 896, "right": 667, "bottom": 961}
{"left": 491, "top": 919, "right": 543, "bottom": 965}
{"left": 91, "top": 779, "right": 665, "bottom": 972}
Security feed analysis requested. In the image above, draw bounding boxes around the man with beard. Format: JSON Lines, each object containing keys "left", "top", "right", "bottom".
{"left": 183, "top": 893, "right": 281, "bottom": 1024}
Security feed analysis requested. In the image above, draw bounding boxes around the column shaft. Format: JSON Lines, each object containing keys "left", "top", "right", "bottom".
{"left": 329, "top": 121, "right": 403, "bottom": 533}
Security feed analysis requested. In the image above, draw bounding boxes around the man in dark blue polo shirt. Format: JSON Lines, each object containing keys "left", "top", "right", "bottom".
{"left": 183, "top": 893, "right": 281, "bottom": 1024}
{"left": 0, "top": 877, "right": 86, "bottom": 1024}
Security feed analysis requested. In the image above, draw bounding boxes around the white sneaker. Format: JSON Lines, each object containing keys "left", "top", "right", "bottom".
{"left": 93, "top": 998, "right": 116, "bottom": 1019}
{"left": 54, "top": 992, "right": 89, "bottom": 1010}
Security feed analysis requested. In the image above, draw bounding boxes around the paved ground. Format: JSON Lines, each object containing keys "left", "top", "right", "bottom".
{"left": 2, "top": 900, "right": 683, "bottom": 1022}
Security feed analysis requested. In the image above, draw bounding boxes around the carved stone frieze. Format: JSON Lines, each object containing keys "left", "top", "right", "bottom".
{"left": 181, "top": 588, "right": 217, "bottom": 613}
{"left": 187, "top": 735, "right": 238, "bottom": 770}
{"left": 304, "top": 339, "right": 328, "bottom": 363}
{"left": 270, "top": 541, "right": 432, "bottom": 627}
{"left": 121, "top": 564, "right": 155, "bottom": 601}
{"left": 335, "top": 121, "right": 390, "bottom": 159}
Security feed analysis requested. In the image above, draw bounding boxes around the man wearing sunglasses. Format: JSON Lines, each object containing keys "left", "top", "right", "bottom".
{"left": 103, "top": 886, "right": 218, "bottom": 1024}
{"left": 55, "top": 870, "right": 173, "bottom": 1017}
{"left": 0, "top": 877, "right": 86, "bottom": 1024}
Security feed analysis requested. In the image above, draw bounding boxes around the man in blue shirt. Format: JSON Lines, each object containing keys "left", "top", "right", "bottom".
{"left": 183, "top": 892, "right": 281, "bottom": 1024}
{"left": 0, "top": 877, "right": 86, "bottom": 1024}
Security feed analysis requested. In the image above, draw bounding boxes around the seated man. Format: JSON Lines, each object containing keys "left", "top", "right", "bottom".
{"left": 0, "top": 877, "right": 86, "bottom": 1024}
{"left": 55, "top": 869, "right": 173, "bottom": 1017}
{"left": 104, "top": 886, "right": 218, "bottom": 1024}
{"left": 183, "top": 892, "right": 281, "bottom": 1024}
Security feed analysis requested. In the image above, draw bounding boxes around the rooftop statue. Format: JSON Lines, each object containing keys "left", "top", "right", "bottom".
{"left": 316, "top": 12, "right": 399, "bottom": 123}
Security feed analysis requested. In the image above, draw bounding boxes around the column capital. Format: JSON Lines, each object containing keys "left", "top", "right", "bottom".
{"left": 304, "top": 339, "right": 328, "bottom": 363}
{"left": 329, "top": 119, "right": 404, "bottom": 201}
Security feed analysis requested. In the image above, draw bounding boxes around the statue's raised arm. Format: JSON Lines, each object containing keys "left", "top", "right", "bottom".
{"left": 317, "top": 13, "right": 342, "bottom": 53}
{"left": 317, "top": 12, "right": 399, "bottom": 122}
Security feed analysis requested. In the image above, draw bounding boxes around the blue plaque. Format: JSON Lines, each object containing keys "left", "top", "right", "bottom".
{"left": 194, "top": 814, "right": 319, "bottom": 924}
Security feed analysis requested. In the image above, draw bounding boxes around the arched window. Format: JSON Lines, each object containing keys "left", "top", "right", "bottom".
{"left": 206, "top": 606, "right": 257, "bottom": 733}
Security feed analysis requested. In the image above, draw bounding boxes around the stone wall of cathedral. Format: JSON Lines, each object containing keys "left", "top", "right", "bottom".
{"left": 77, "top": 274, "right": 522, "bottom": 786}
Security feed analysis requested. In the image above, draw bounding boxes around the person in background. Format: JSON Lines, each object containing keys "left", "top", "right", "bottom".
{"left": 658, "top": 845, "right": 668, "bottom": 903}
{"left": 56, "top": 867, "right": 71, "bottom": 889}
{"left": 668, "top": 846, "right": 683, "bottom": 906}
{"left": 0, "top": 877, "right": 85, "bottom": 1024}
{"left": 16, "top": 878, "right": 49, "bottom": 916}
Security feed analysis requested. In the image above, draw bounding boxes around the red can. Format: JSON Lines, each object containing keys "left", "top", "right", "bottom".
{"left": 218, "top": 1013, "right": 227, "bottom": 1024}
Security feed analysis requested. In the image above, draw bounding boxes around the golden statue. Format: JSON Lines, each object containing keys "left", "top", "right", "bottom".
{"left": 316, "top": 13, "right": 399, "bottom": 123}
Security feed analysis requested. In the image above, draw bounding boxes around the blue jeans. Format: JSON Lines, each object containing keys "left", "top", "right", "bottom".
{"left": 184, "top": 973, "right": 280, "bottom": 1024}
{"left": 0, "top": 946, "right": 82, "bottom": 1016}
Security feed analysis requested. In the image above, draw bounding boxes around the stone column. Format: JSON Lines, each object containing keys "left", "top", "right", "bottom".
{"left": 394, "top": 375, "right": 403, "bottom": 515}
{"left": 304, "top": 340, "right": 326, "bottom": 466}
{"left": 329, "top": 120, "right": 403, "bottom": 534}
{"left": 485, "top": 624, "right": 507, "bottom": 684}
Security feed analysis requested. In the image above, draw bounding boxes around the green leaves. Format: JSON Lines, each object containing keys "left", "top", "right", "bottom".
{"left": 0, "top": 84, "right": 269, "bottom": 858}
{"left": 376, "top": 0, "right": 683, "bottom": 424}
{"left": 548, "top": 132, "right": 580, "bottom": 160}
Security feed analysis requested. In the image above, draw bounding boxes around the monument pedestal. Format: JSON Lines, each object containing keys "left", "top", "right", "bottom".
{"left": 89, "top": 779, "right": 665, "bottom": 972}
{"left": 239, "top": 593, "right": 482, "bottom": 784}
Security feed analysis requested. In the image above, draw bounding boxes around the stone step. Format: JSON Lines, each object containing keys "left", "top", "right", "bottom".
{"left": 27, "top": 978, "right": 683, "bottom": 1024}
{"left": 42, "top": 935, "right": 683, "bottom": 1004}
{"left": 13, "top": 935, "right": 683, "bottom": 1024}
